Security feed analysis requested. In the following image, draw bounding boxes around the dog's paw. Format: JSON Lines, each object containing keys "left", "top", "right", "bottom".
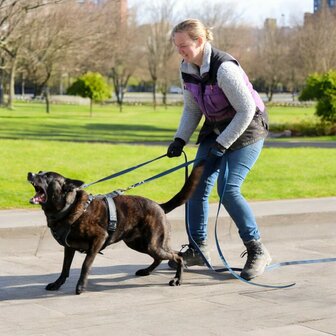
{"left": 76, "top": 284, "right": 85, "bottom": 295}
{"left": 169, "top": 278, "right": 181, "bottom": 286}
{"left": 45, "top": 282, "right": 62, "bottom": 291}
{"left": 135, "top": 269, "right": 150, "bottom": 276}
{"left": 45, "top": 276, "right": 67, "bottom": 291}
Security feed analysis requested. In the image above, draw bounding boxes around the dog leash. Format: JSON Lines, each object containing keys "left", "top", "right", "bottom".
{"left": 266, "top": 257, "right": 336, "bottom": 270}
{"left": 183, "top": 153, "right": 336, "bottom": 289}
{"left": 184, "top": 156, "right": 295, "bottom": 289}
{"left": 82, "top": 151, "right": 202, "bottom": 194}
{"left": 115, "top": 155, "right": 202, "bottom": 193}
{"left": 81, "top": 151, "right": 336, "bottom": 286}
{"left": 82, "top": 154, "right": 167, "bottom": 188}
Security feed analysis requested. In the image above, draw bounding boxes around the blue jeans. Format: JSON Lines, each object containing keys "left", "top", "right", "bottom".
{"left": 188, "top": 134, "right": 264, "bottom": 243}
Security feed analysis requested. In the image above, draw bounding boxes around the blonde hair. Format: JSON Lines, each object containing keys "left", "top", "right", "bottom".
{"left": 171, "top": 19, "right": 213, "bottom": 42}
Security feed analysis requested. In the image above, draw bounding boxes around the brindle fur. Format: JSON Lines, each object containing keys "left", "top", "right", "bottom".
{"left": 27, "top": 161, "right": 204, "bottom": 294}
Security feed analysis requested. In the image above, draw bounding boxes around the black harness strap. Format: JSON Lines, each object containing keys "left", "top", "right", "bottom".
{"left": 98, "top": 190, "right": 123, "bottom": 252}
{"left": 103, "top": 190, "right": 122, "bottom": 233}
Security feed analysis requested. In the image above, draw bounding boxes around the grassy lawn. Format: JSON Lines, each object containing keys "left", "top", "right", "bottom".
{"left": 0, "top": 103, "right": 185, "bottom": 143}
{"left": 267, "top": 105, "right": 319, "bottom": 124}
{"left": 1, "top": 102, "right": 335, "bottom": 143}
{"left": 1, "top": 102, "right": 335, "bottom": 209}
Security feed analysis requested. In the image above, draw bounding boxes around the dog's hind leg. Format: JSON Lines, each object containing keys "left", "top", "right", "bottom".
{"left": 46, "top": 246, "right": 75, "bottom": 291}
{"left": 136, "top": 247, "right": 184, "bottom": 286}
{"left": 169, "top": 253, "right": 183, "bottom": 286}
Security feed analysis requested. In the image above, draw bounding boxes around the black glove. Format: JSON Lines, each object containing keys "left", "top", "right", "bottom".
{"left": 208, "top": 142, "right": 226, "bottom": 159}
{"left": 167, "top": 138, "right": 185, "bottom": 158}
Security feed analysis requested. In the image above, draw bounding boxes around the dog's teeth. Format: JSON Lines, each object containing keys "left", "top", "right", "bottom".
{"left": 30, "top": 197, "right": 39, "bottom": 205}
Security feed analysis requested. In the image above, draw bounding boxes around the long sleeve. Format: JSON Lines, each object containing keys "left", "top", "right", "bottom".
{"left": 174, "top": 76, "right": 203, "bottom": 144}
{"left": 215, "top": 61, "right": 256, "bottom": 149}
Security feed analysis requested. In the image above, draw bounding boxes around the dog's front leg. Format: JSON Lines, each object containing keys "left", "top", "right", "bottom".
{"left": 76, "top": 252, "right": 98, "bottom": 295}
{"left": 76, "top": 236, "right": 106, "bottom": 295}
{"left": 46, "top": 246, "right": 75, "bottom": 291}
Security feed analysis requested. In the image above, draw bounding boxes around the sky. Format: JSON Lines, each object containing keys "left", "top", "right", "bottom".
{"left": 128, "top": 0, "right": 315, "bottom": 27}
{"left": 235, "top": 0, "right": 314, "bottom": 26}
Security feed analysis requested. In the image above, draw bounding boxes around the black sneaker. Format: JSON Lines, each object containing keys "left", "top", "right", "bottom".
{"left": 240, "top": 240, "right": 272, "bottom": 280}
{"left": 168, "top": 243, "right": 211, "bottom": 269}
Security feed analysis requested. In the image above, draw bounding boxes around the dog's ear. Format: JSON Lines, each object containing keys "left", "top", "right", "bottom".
{"left": 64, "top": 178, "right": 84, "bottom": 191}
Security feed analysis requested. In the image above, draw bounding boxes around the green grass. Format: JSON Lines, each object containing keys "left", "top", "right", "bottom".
{"left": 2, "top": 139, "right": 336, "bottom": 209}
{"left": 2, "top": 102, "right": 335, "bottom": 143}
{"left": 1, "top": 102, "right": 335, "bottom": 209}
{"left": 266, "top": 105, "right": 319, "bottom": 124}
{"left": 0, "top": 102, "right": 188, "bottom": 143}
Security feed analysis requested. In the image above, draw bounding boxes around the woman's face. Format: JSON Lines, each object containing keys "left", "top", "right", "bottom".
{"left": 173, "top": 31, "right": 204, "bottom": 66}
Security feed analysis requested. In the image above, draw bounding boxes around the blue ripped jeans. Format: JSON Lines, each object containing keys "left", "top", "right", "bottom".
{"left": 188, "top": 134, "right": 264, "bottom": 244}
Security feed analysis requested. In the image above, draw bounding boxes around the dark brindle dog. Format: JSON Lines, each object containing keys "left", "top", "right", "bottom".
{"left": 27, "top": 161, "right": 204, "bottom": 294}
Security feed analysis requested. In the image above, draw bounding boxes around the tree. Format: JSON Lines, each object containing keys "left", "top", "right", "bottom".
{"left": 252, "top": 21, "right": 289, "bottom": 102}
{"left": 299, "top": 71, "right": 336, "bottom": 123}
{"left": 67, "top": 72, "right": 111, "bottom": 116}
{"left": 89, "top": 0, "right": 141, "bottom": 112}
{"left": 0, "top": 0, "right": 65, "bottom": 108}
{"left": 144, "top": 0, "right": 176, "bottom": 109}
{"left": 20, "top": 1, "right": 95, "bottom": 113}
{"left": 295, "top": 7, "right": 336, "bottom": 75}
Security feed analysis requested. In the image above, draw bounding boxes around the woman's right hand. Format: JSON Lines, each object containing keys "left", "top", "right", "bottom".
{"left": 167, "top": 138, "right": 185, "bottom": 157}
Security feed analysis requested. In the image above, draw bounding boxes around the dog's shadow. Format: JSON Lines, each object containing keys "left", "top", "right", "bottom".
{"left": 0, "top": 264, "right": 146, "bottom": 301}
{"left": 0, "top": 263, "right": 235, "bottom": 301}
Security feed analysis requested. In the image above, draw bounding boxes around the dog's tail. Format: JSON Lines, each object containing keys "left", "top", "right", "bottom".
{"left": 159, "top": 160, "right": 205, "bottom": 214}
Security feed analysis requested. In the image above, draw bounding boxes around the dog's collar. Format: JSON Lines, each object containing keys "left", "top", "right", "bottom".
{"left": 65, "top": 193, "right": 94, "bottom": 225}
{"left": 48, "top": 193, "right": 94, "bottom": 248}
{"left": 47, "top": 190, "right": 94, "bottom": 223}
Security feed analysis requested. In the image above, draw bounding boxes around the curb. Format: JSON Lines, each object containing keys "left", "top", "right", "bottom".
{"left": 1, "top": 197, "right": 335, "bottom": 256}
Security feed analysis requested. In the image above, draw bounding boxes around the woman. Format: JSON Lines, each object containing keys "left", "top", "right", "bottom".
{"left": 167, "top": 19, "right": 271, "bottom": 280}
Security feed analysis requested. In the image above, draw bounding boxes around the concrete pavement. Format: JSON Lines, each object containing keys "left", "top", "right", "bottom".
{"left": 0, "top": 197, "right": 335, "bottom": 335}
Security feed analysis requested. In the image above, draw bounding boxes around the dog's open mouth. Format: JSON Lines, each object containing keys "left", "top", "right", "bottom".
{"left": 30, "top": 185, "right": 47, "bottom": 204}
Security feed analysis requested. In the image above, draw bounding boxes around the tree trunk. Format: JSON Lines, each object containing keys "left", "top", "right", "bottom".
{"left": 44, "top": 86, "right": 50, "bottom": 113}
{"left": 152, "top": 80, "right": 157, "bottom": 110}
{"left": 90, "top": 98, "right": 93, "bottom": 117}
{"left": 0, "top": 81, "right": 4, "bottom": 106}
{"left": 8, "top": 56, "right": 18, "bottom": 109}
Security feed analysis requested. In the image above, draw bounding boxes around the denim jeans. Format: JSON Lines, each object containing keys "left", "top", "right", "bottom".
{"left": 188, "top": 134, "right": 264, "bottom": 243}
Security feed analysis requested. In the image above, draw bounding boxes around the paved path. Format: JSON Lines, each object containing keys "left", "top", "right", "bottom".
{"left": 0, "top": 198, "right": 336, "bottom": 335}
{"left": 264, "top": 140, "right": 336, "bottom": 148}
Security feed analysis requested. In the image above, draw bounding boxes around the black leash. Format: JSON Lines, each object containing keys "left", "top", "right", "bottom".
{"left": 82, "top": 154, "right": 167, "bottom": 189}
{"left": 116, "top": 155, "right": 201, "bottom": 193}
{"left": 82, "top": 152, "right": 201, "bottom": 193}
{"left": 81, "top": 152, "right": 336, "bottom": 287}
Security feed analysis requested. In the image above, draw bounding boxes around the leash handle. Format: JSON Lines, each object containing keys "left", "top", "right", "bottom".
{"left": 82, "top": 154, "right": 167, "bottom": 189}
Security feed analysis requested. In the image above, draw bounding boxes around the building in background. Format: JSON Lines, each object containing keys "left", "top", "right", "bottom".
{"left": 305, "top": 0, "right": 336, "bottom": 25}
{"left": 314, "top": 0, "right": 336, "bottom": 12}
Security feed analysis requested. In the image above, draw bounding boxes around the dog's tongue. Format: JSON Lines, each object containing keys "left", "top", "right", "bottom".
{"left": 30, "top": 192, "right": 46, "bottom": 204}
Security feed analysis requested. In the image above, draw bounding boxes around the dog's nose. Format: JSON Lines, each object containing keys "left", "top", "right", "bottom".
{"left": 27, "top": 172, "right": 35, "bottom": 181}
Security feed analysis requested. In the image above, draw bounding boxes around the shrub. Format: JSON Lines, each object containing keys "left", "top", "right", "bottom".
{"left": 67, "top": 72, "right": 111, "bottom": 116}
{"left": 299, "top": 71, "right": 336, "bottom": 123}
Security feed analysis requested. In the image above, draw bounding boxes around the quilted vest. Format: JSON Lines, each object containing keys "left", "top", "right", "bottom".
{"left": 181, "top": 47, "right": 268, "bottom": 149}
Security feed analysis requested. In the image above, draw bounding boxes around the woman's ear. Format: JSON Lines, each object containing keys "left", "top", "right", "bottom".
{"left": 196, "top": 36, "right": 204, "bottom": 47}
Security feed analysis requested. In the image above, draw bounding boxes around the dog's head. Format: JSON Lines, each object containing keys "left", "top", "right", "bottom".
{"left": 27, "top": 171, "right": 84, "bottom": 212}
